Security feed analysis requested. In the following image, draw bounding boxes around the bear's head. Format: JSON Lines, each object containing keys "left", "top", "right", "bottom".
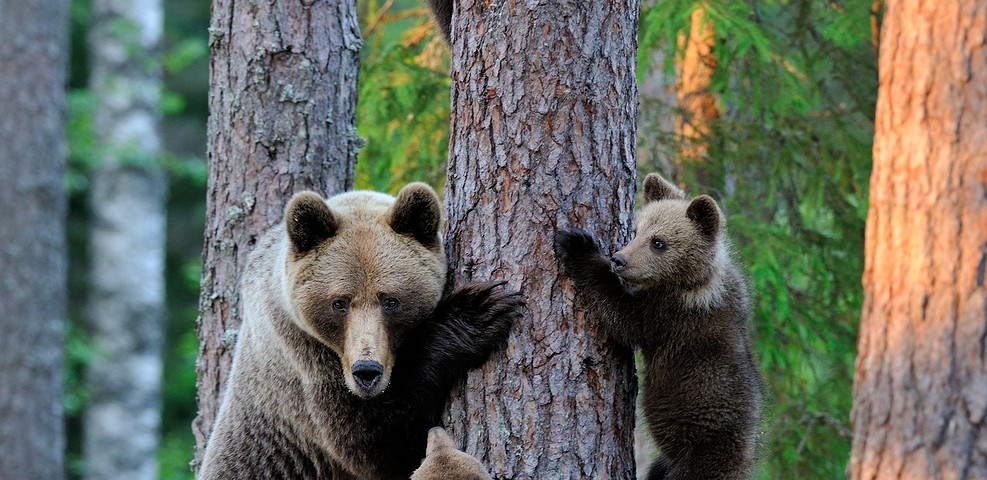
{"left": 410, "top": 427, "right": 492, "bottom": 480}
{"left": 282, "top": 183, "right": 446, "bottom": 398}
{"left": 611, "top": 173, "right": 727, "bottom": 296}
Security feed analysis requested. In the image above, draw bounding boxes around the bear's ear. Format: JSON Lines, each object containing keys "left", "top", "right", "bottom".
{"left": 285, "top": 192, "right": 337, "bottom": 254}
{"left": 389, "top": 182, "right": 441, "bottom": 250}
{"left": 643, "top": 173, "right": 686, "bottom": 203}
{"left": 425, "top": 427, "right": 456, "bottom": 455}
{"left": 686, "top": 195, "right": 722, "bottom": 240}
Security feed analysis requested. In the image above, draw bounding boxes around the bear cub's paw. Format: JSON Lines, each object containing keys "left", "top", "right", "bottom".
{"left": 554, "top": 228, "right": 602, "bottom": 270}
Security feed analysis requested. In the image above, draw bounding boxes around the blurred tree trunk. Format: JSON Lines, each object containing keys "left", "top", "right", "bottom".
{"left": 83, "top": 1, "right": 166, "bottom": 479}
{"left": 0, "top": 0, "right": 69, "bottom": 478}
{"left": 442, "top": 1, "right": 639, "bottom": 478}
{"left": 193, "top": 0, "right": 362, "bottom": 469}
{"left": 675, "top": 4, "right": 717, "bottom": 183}
{"left": 849, "top": 1, "right": 987, "bottom": 478}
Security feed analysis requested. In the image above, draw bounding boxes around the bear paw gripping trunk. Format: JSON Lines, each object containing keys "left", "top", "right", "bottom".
{"left": 200, "top": 184, "right": 522, "bottom": 480}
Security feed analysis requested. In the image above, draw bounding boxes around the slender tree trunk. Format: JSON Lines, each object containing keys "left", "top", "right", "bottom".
{"left": 0, "top": 0, "right": 68, "bottom": 478}
{"left": 192, "top": 0, "right": 362, "bottom": 469}
{"left": 675, "top": 4, "right": 717, "bottom": 178}
{"left": 443, "top": 1, "right": 640, "bottom": 478}
{"left": 849, "top": 2, "right": 987, "bottom": 478}
{"left": 83, "top": 1, "right": 166, "bottom": 479}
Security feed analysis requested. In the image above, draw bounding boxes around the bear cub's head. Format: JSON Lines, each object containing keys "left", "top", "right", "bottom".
{"left": 282, "top": 183, "right": 446, "bottom": 399}
{"left": 611, "top": 173, "right": 727, "bottom": 295}
{"left": 410, "top": 427, "right": 492, "bottom": 480}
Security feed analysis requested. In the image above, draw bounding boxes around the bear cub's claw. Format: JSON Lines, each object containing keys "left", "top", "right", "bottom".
{"left": 554, "top": 228, "right": 601, "bottom": 269}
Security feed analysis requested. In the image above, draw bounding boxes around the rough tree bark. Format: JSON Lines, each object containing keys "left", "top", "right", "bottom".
{"left": 443, "top": 1, "right": 640, "bottom": 478}
{"left": 849, "top": 2, "right": 987, "bottom": 478}
{"left": 193, "top": 0, "right": 362, "bottom": 468}
{"left": 83, "top": 1, "right": 166, "bottom": 478}
{"left": 0, "top": 0, "right": 68, "bottom": 478}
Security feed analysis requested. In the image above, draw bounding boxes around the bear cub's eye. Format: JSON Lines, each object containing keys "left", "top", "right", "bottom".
{"left": 381, "top": 296, "right": 401, "bottom": 313}
{"left": 331, "top": 298, "right": 349, "bottom": 314}
{"left": 651, "top": 238, "right": 668, "bottom": 251}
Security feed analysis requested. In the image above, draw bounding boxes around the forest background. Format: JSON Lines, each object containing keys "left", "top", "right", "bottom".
{"left": 61, "top": 0, "right": 876, "bottom": 478}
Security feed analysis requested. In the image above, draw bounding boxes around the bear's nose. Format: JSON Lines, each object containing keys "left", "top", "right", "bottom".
{"left": 611, "top": 254, "right": 628, "bottom": 272}
{"left": 352, "top": 360, "right": 384, "bottom": 392}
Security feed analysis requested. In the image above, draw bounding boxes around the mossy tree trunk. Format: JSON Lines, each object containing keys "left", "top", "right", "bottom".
{"left": 193, "top": 0, "right": 362, "bottom": 469}
{"left": 849, "top": 1, "right": 987, "bottom": 478}
{"left": 442, "top": 1, "right": 640, "bottom": 478}
{"left": 0, "top": 0, "right": 68, "bottom": 477}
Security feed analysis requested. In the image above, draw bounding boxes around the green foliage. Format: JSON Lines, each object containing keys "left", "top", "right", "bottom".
{"left": 356, "top": 0, "right": 450, "bottom": 194}
{"left": 638, "top": 0, "right": 876, "bottom": 476}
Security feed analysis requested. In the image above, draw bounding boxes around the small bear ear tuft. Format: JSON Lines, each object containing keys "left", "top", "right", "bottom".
{"left": 285, "top": 192, "right": 337, "bottom": 254}
{"left": 686, "top": 195, "right": 722, "bottom": 240}
{"left": 425, "top": 427, "right": 456, "bottom": 455}
{"left": 643, "top": 173, "right": 686, "bottom": 203}
{"left": 389, "top": 182, "right": 441, "bottom": 250}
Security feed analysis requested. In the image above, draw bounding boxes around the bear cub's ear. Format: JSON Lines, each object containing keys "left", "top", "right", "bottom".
{"left": 686, "top": 195, "right": 722, "bottom": 240}
{"left": 643, "top": 173, "right": 687, "bottom": 203}
{"left": 285, "top": 191, "right": 338, "bottom": 254}
{"left": 389, "top": 182, "right": 441, "bottom": 250}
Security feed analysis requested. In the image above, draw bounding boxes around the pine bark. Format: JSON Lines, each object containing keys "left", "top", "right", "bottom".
{"left": 0, "top": 0, "right": 68, "bottom": 478}
{"left": 193, "top": 0, "right": 362, "bottom": 468}
{"left": 849, "top": 2, "right": 987, "bottom": 478}
{"left": 83, "top": 1, "right": 166, "bottom": 479}
{"left": 443, "top": 1, "right": 640, "bottom": 478}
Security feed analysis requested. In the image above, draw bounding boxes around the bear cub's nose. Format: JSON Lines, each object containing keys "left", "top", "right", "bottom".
{"left": 611, "top": 254, "right": 628, "bottom": 272}
{"left": 352, "top": 360, "right": 384, "bottom": 392}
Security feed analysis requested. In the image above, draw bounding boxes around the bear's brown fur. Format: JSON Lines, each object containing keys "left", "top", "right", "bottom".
{"left": 410, "top": 427, "right": 492, "bottom": 480}
{"left": 424, "top": 0, "right": 453, "bottom": 43}
{"left": 200, "top": 183, "right": 522, "bottom": 480}
{"left": 555, "top": 173, "right": 762, "bottom": 480}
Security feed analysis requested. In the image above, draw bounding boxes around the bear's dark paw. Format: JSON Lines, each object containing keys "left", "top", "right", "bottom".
{"left": 438, "top": 281, "right": 524, "bottom": 356}
{"left": 554, "top": 228, "right": 601, "bottom": 269}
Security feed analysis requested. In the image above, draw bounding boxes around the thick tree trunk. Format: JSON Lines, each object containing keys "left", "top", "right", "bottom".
{"left": 849, "top": 2, "right": 987, "bottom": 478}
{"left": 443, "top": 1, "right": 640, "bottom": 478}
{"left": 193, "top": 0, "right": 362, "bottom": 468}
{"left": 0, "top": 0, "right": 68, "bottom": 478}
{"left": 83, "top": 1, "right": 166, "bottom": 479}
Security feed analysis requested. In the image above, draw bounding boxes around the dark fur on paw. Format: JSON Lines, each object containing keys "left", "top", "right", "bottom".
{"left": 554, "top": 228, "right": 602, "bottom": 270}
{"left": 436, "top": 281, "right": 524, "bottom": 351}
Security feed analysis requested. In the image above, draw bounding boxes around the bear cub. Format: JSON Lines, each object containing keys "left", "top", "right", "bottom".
{"left": 411, "top": 427, "right": 493, "bottom": 480}
{"left": 555, "top": 173, "right": 762, "bottom": 480}
{"left": 200, "top": 184, "right": 523, "bottom": 480}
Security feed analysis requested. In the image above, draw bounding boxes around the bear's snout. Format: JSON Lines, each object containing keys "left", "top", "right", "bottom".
{"left": 351, "top": 360, "right": 384, "bottom": 392}
{"left": 611, "top": 253, "right": 628, "bottom": 272}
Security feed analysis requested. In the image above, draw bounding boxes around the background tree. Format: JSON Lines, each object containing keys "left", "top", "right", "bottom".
{"left": 83, "top": 0, "right": 167, "bottom": 478}
{"left": 849, "top": 1, "right": 987, "bottom": 477}
{"left": 0, "top": 0, "right": 69, "bottom": 478}
{"left": 442, "top": 1, "right": 640, "bottom": 478}
{"left": 192, "top": 0, "right": 363, "bottom": 468}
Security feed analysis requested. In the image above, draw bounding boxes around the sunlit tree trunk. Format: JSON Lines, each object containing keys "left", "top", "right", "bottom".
{"left": 849, "top": 2, "right": 987, "bottom": 478}
{"left": 675, "top": 4, "right": 717, "bottom": 172}
{"left": 443, "top": 1, "right": 640, "bottom": 477}
{"left": 83, "top": 2, "right": 166, "bottom": 479}
{"left": 0, "top": 0, "right": 68, "bottom": 478}
{"left": 193, "top": 0, "right": 362, "bottom": 469}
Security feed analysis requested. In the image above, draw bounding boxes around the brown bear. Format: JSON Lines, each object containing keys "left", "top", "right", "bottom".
{"left": 424, "top": 0, "right": 453, "bottom": 42}
{"left": 410, "top": 427, "right": 492, "bottom": 480}
{"left": 554, "top": 173, "right": 762, "bottom": 480}
{"left": 199, "top": 183, "right": 523, "bottom": 480}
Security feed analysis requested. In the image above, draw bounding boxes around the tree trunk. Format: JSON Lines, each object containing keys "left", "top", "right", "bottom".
{"left": 193, "top": 0, "right": 362, "bottom": 469}
{"left": 849, "top": 2, "right": 987, "bottom": 478}
{"left": 443, "top": 2, "right": 640, "bottom": 478}
{"left": 675, "top": 5, "right": 717, "bottom": 179}
{"left": 0, "top": 0, "right": 68, "bottom": 478}
{"left": 83, "top": 1, "right": 166, "bottom": 479}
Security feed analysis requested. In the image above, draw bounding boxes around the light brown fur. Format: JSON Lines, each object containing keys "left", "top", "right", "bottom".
{"left": 411, "top": 427, "right": 492, "bottom": 480}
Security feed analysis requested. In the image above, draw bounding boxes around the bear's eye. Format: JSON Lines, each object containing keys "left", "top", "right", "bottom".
{"left": 381, "top": 297, "right": 401, "bottom": 313}
{"left": 651, "top": 238, "right": 667, "bottom": 251}
{"left": 331, "top": 298, "right": 349, "bottom": 314}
